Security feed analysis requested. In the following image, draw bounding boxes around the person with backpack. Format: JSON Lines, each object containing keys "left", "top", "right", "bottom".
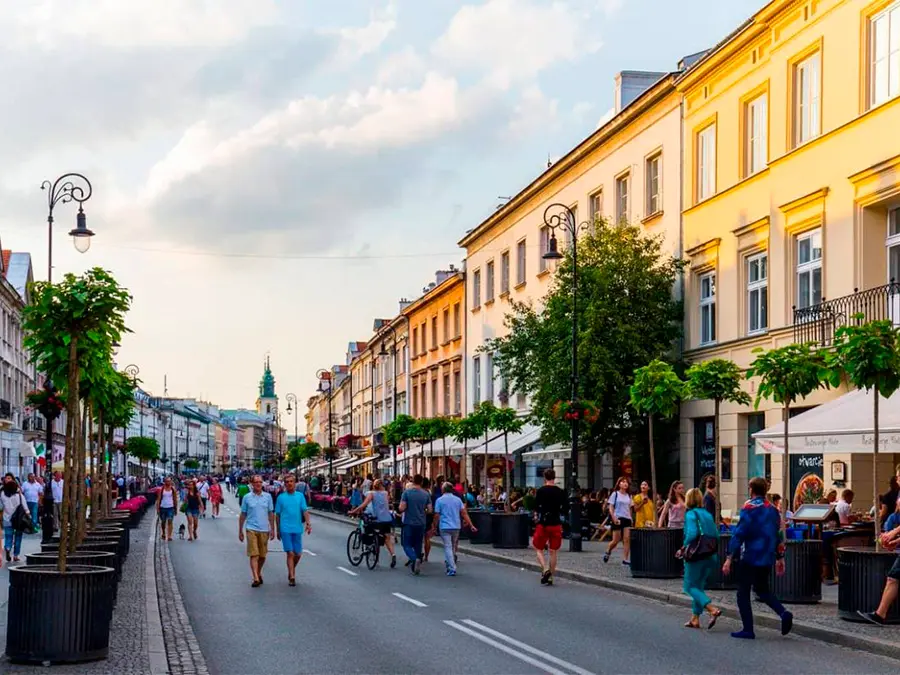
{"left": 0, "top": 478, "right": 27, "bottom": 563}
{"left": 678, "top": 488, "right": 722, "bottom": 629}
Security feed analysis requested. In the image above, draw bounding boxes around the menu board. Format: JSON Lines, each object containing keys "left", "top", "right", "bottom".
{"left": 694, "top": 418, "right": 716, "bottom": 484}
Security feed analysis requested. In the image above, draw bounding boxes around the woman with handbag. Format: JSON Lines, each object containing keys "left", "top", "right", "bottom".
{"left": 0, "top": 478, "right": 26, "bottom": 563}
{"left": 679, "top": 488, "right": 722, "bottom": 629}
{"left": 602, "top": 477, "right": 633, "bottom": 565}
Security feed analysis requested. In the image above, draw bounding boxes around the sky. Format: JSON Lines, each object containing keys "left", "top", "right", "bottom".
{"left": 0, "top": 0, "right": 765, "bottom": 413}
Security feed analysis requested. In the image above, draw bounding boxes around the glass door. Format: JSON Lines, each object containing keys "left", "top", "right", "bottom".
{"left": 887, "top": 208, "right": 900, "bottom": 324}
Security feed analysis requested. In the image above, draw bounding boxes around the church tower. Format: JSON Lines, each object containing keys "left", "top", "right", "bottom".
{"left": 256, "top": 356, "right": 278, "bottom": 421}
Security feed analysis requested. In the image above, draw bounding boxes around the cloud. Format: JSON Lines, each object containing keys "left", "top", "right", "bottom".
{"left": 506, "top": 86, "right": 559, "bottom": 138}
{"left": 376, "top": 47, "right": 428, "bottom": 86}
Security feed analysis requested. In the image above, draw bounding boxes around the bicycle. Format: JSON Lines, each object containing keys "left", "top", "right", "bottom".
{"left": 346, "top": 516, "right": 382, "bottom": 570}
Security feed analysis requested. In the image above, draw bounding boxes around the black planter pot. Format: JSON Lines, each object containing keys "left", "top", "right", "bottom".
{"left": 768, "top": 539, "right": 822, "bottom": 604}
{"left": 5, "top": 564, "right": 116, "bottom": 664}
{"left": 490, "top": 512, "right": 531, "bottom": 549}
{"left": 104, "top": 512, "right": 136, "bottom": 529}
{"left": 630, "top": 527, "right": 684, "bottom": 579}
{"left": 837, "top": 546, "right": 900, "bottom": 623}
{"left": 24, "top": 551, "right": 120, "bottom": 604}
{"left": 41, "top": 541, "right": 123, "bottom": 581}
{"left": 51, "top": 534, "right": 126, "bottom": 561}
{"left": 91, "top": 525, "right": 129, "bottom": 556}
{"left": 708, "top": 533, "right": 738, "bottom": 590}
{"left": 468, "top": 510, "right": 493, "bottom": 545}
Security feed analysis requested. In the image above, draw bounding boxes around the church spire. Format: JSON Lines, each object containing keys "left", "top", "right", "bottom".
{"left": 259, "top": 356, "right": 276, "bottom": 398}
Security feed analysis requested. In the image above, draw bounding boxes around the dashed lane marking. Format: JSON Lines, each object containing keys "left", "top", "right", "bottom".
{"left": 392, "top": 592, "right": 427, "bottom": 608}
{"left": 336, "top": 566, "right": 358, "bottom": 577}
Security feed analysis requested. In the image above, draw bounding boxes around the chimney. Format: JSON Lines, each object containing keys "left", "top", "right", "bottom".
{"left": 398, "top": 298, "right": 412, "bottom": 312}
{"left": 614, "top": 71, "right": 667, "bottom": 113}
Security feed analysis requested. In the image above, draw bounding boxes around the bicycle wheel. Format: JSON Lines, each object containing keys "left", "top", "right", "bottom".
{"left": 347, "top": 530, "right": 364, "bottom": 567}
{"left": 365, "top": 542, "right": 380, "bottom": 570}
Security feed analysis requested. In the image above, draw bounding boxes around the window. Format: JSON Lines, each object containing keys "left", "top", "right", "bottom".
{"left": 697, "top": 124, "right": 716, "bottom": 201}
{"left": 699, "top": 272, "right": 716, "bottom": 345}
{"left": 646, "top": 154, "right": 661, "bottom": 216}
{"left": 485, "top": 353, "right": 494, "bottom": 402}
{"left": 516, "top": 239, "right": 527, "bottom": 285}
{"left": 517, "top": 390, "right": 527, "bottom": 409}
{"left": 793, "top": 52, "right": 821, "bottom": 146}
{"left": 400, "top": 344, "right": 407, "bottom": 372}
{"left": 443, "top": 373, "right": 451, "bottom": 415}
{"left": 745, "top": 94, "right": 768, "bottom": 176}
{"left": 454, "top": 370, "right": 461, "bottom": 414}
{"left": 412, "top": 327, "right": 418, "bottom": 356}
{"left": 473, "top": 269, "right": 481, "bottom": 308}
{"left": 443, "top": 308, "right": 450, "bottom": 342}
{"left": 870, "top": 3, "right": 900, "bottom": 108}
{"left": 615, "top": 173, "right": 629, "bottom": 223}
{"left": 589, "top": 190, "right": 603, "bottom": 222}
{"left": 473, "top": 356, "right": 481, "bottom": 405}
{"left": 796, "top": 229, "right": 823, "bottom": 309}
{"left": 888, "top": 208, "right": 900, "bottom": 282}
{"left": 453, "top": 303, "right": 461, "bottom": 337}
{"left": 500, "top": 251, "right": 510, "bottom": 294}
{"left": 486, "top": 260, "right": 495, "bottom": 301}
{"left": 421, "top": 322, "right": 427, "bottom": 354}
{"left": 539, "top": 226, "right": 550, "bottom": 273}
{"left": 431, "top": 378, "right": 438, "bottom": 416}
{"left": 747, "top": 253, "right": 768, "bottom": 334}
{"left": 431, "top": 316, "right": 438, "bottom": 348}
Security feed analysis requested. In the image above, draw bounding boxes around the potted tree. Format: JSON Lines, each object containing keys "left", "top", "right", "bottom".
{"left": 746, "top": 342, "right": 830, "bottom": 604}
{"left": 628, "top": 359, "right": 688, "bottom": 579}
{"left": 431, "top": 416, "right": 454, "bottom": 480}
{"left": 452, "top": 414, "right": 482, "bottom": 493}
{"left": 11, "top": 269, "right": 130, "bottom": 663}
{"left": 488, "top": 406, "right": 529, "bottom": 548}
{"left": 465, "top": 404, "right": 495, "bottom": 544}
{"left": 830, "top": 317, "right": 900, "bottom": 622}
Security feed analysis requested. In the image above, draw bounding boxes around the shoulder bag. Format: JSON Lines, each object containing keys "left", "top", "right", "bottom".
{"left": 683, "top": 510, "right": 718, "bottom": 562}
{"left": 11, "top": 493, "right": 37, "bottom": 535}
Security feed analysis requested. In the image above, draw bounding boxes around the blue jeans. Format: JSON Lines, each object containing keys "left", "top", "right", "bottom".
{"left": 683, "top": 558, "right": 716, "bottom": 615}
{"left": 27, "top": 502, "right": 39, "bottom": 529}
{"left": 439, "top": 529, "right": 460, "bottom": 572}
{"left": 402, "top": 525, "right": 425, "bottom": 563}
{"left": 736, "top": 563, "right": 787, "bottom": 633}
{"left": 4, "top": 525, "right": 23, "bottom": 556}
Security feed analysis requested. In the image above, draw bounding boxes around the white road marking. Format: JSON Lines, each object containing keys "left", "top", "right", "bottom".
{"left": 392, "top": 592, "right": 427, "bottom": 608}
{"left": 460, "top": 620, "right": 594, "bottom": 675}
{"left": 336, "top": 566, "right": 358, "bottom": 576}
{"left": 444, "top": 621, "right": 570, "bottom": 675}
{"left": 304, "top": 550, "right": 317, "bottom": 556}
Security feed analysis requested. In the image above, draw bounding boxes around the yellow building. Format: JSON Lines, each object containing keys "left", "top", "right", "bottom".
{"left": 679, "top": 0, "right": 900, "bottom": 511}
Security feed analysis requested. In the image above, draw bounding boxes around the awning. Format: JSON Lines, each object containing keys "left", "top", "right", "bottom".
{"left": 307, "top": 460, "right": 332, "bottom": 472}
{"left": 405, "top": 438, "right": 464, "bottom": 459}
{"left": 468, "top": 425, "right": 541, "bottom": 456}
{"left": 19, "top": 441, "right": 36, "bottom": 458}
{"left": 522, "top": 445, "right": 571, "bottom": 461}
{"left": 753, "top": 388, "right": 900, "bottom": 454}
{"left": 335, "top": 456, "right": 377, "bottom": 472}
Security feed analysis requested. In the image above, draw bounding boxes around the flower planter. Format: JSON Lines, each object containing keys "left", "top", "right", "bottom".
{"left": 837, "top": 546, "right": 900, "bottom": 623}
{"left": 767, "top": 539, "right": 822, "bottom": 604}
{"left": 41, "top": 541, "right": 123, "bottom": 581}
{"left": 468, "top": 509, "right": 493, "bottom": 545}
{"left": 25, "top": 551, "right": 120, "bottom": 604}
{"left": 490, "top": 512, "right": 531, "bottom": 549}
{"left": 708, "top": 533, "right": 738, "bottom": 590}
{"left": 88, "top": 526, "right": 129, "bottom": 556}
{"left": 5, "top": 564, "right": 116, "bottom": 664}
{"left": 51, "top": 534, "right": 126, "bottom": 561}
{"left": 104, "top": 512, "right": 136, "bottom": 529}
{"left": 630, "top": 527, "right": 684, "bottom": 579}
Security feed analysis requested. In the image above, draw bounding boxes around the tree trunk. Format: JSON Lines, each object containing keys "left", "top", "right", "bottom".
{"left": 89, "top": 407, "right": 98, "bottom": 529}
{"left": 483, "top": 427, "right": 489, "bottom": 494}
{"left": 429, "top": 439, "right": 434, "bottom": 479}
{"left": 874, "top": 383, "right": 881, "bottom": 543}
{"left": 782, "top": 403, "right": 790, "bottom": 523}
{"left": 75, "top": 403, "right": 88, "bottom": 547}
{"left": 648, "top": 414, "right": 657, "bottom": 529}
{"left": 714, "top": 398, "right": 721, "bottom": 525}
{"left": 442, "top": 437, "right": 448, "bottom": 480}
{"left": 59, "top": 337, "right": 80, "bottom": 572}
{"left": 504, "top": 432, "right": 510, "bottom": 510}
{"left": 462, "top": 441, "right": 468, "bottom": 491}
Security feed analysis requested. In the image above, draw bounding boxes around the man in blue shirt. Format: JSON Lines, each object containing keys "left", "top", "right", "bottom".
{"left": 239, "top": 475, "right": 275, "bottom": 588}
{"left": 723, "top": 476, "right": 792, "bottom": 639}
{"left": 275, "top": 474, "right": 311, "bottom": 587}
{"left": 434, "top": 482, "right": 476, "bottom": 576}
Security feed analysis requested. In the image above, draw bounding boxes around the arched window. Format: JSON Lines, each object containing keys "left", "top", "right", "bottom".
{"left": 266, "top": 404, "right": 271, "bottom": 414}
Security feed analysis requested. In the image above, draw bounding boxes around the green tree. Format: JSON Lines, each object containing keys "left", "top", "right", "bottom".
{"left": 686, "top": 359, "right": 751, "bottom": 522}
{"left": 486, "top": 221, "right": 683, "bottom": 466}
{"left": 471, "top": 401, "right": 499, "bottom": 489}
{"left": 430, "top": 417, "right": 454, "bottom": 479}
{"left": 452, "top": 415, "right": 484, "bottom": 489}
{"left": 383, "top": 414, "right": 416, "bottom": 475}
{"left": 490, "top": 406, "right": 525, "bottom": 506}
{"left": 831, "top": 317, "right": 900, "bottom": 538}
{"left": 409, "top": 418, "right": 442, "bottom": 477}
{"left": 630, "top": 359, "right": 685, "bottom": 520}
{"left": 126, "top": 436, "right": 160, "bottom": 468}
{"left": 746, "top": 343, "right": 831, "bottom": 522}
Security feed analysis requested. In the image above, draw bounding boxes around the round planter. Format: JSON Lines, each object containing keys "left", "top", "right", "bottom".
{"left": 490, "top": 512, "right": 531, "bottom": 549}
{"left": 768, "top": 539, "right": 822, "bottom": 604}
{"left": 41, "top": 541, "right": 123, "bottom": 581}
{"left": 5, "top": 564, "right": 116, "bottom": 664}
{"left": 837, "top": 546, "right": 900, "bottom": 623}
{"left": 630, "top": 527, "right": 684, "bottom": 579}
{"left": 51, "top": 534, "right": 126, "bottom": 561}
{"left": 468, "top": 510, "right": 493, "bottom": 545}
{"left": 708, "top": 533, "right": 738, "bottom": 590}
{"left": 104, "top": 512, "right": 136, "bottom": 529}
{"left": 24, "top": 551, "right": 120, "bottom": 604}
{"left": 91, "top": 525, "right": 129, "bottom": 554}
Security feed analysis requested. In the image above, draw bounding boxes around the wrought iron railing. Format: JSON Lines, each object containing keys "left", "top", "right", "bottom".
{"left": 793, "top": 281, "right": 900, "bottom": 347}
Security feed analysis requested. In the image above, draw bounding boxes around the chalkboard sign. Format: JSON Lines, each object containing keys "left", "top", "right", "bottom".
{"left": 694, "top": 418, "right": 715, "bottom": 485}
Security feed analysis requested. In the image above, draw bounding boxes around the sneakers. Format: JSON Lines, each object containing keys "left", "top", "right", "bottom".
{"left": 856, "top": 611, "right": 885, "bottom": 626}
{"left": 413, "top": 560, "right": 421, "bottom": 576}
{"left": 390, "top": 555, "right": 397, "bottom": 569}
{"left": 446, "top": 569, "right": 457, "bottom": 577}
{"left": 540, "top": 569, "right": 551, "bottom": 585}
{"left": 730, "top": 630, "right": 755, "bottom": 640}
{"left": 781, "top": 611, "right": 793, "bottom": 636}
{"left": 602, "top": 553, "right": 610, "bottom": 563}
{"left": 622, "top": 560, "right": 631, "bottom": 566}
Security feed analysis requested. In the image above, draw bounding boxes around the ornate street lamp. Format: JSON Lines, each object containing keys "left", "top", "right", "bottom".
{"left": 542, "top": 203, "right": 590, "bottom": 553}
{"left": 286, "top": 392, "right": 299, "bottom": 455}
{"left": 316, "top": 369, "right": 334, "bottom": 478}
{"left": 42, "top": 173, "right": 95, "bottom": 281}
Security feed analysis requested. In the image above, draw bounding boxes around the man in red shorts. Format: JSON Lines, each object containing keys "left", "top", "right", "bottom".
{"left": 533, "top": 468, "right": 566, "bottom": 585}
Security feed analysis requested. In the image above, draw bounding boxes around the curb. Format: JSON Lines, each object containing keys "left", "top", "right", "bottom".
{"left": 312, "top": 510, "right": 900, "bottom": 661}
{"left": 146, "top": 519, "right": 169, "bottom": 675}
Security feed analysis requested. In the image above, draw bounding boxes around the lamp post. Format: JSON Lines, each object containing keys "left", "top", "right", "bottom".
{"left": 378, "top": 325, "right": 399, "bottom": 475}
{"left": 42, "top": 173, "right": 95, "bottom": 282}
{"left": 286, "top": 393, "right": 299, "bottom": 465}
{"left": 123, "top": 364, "right": 140, "bottom": 489}
{"left": 542, "top": 203, "right": 589, "bottom": 553}
{"left": 316, "top": 369, "right": 334, "bottom": 478}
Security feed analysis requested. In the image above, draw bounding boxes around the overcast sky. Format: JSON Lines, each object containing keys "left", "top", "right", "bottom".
{"left": 0, "top": 0, "right": 764, "bottom": 412}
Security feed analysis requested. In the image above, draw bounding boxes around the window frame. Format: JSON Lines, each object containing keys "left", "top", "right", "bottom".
{"left": 472, "top": 268, "right": 481, "bottom": 309}
{"left": 696, "top": 123, "right": 717, "bottom": 202}
{"left": 516, "top": 238, "right": 527, "bottom": 286}
{"left": 431, "top": 315, "right": 438, "bottom": 349}
{"left": 443, "top": 308, "right": 450, "bottom": 342}
{"left": 486, "top": 259, "right": 495, "bottom": 302}
{"left": 886, "top": 207, "right": 900, "bottom": 282}
{"left": 868, "top": 1, "right": 900, "bottom": 109}
{"left": 615, "top": 172, "right": 630, "bottom": 224}
{"left": 645, "top": 152, "right": 662, "bottom": 217}
{"left": 746, "top": 252, "right": 768, "bottom": 335}
{"left": 485, "top": 353, "right": 494, "bottom": 403}
{"left": 472, "top": 356, "right": 481, "bottom": 405}
{"left": 699, "top": 271, "right": 716, "bottom": 346}
{"left": 589, "top": 189, "right": 603, "bottom": 223}
{"left": 791, "top": 48, "right": 822, "bottom": 148}
{"left": 453, "top": 303, "right": 461, "bottom": 337}
{"left": 539, "top": 226, "right": 550, "bottom": 273}
{"left": 795, "top": 228, "right": 823, "bottom": 310}
{"left": 500, "top": 250, "right": 510, "bottom": 294}
{"left": 745, "top": 92, "right": 768, "bottom": 177}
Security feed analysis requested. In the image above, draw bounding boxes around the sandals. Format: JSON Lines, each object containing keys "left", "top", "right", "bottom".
{"left": 707, "top": 608, "right": 722, "bottom": 630}
{"left": 684, "top": 620, "right": 701, "bottom": 629}
{"left": 288, "top": 578, "right": 296, "bottom": 587}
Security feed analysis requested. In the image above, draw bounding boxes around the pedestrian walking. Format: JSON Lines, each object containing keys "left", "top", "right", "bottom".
{"left": 679, "top": 488, "right": 722, "bottom": 629}
{"left": 603, "top": 477, "right": 633, "bottom": 565}
{"left": 0, "top": 478, "right": 26, "bottom": 562}
{"left": 349, "top": 478, "right": 363, "bottom": 511}
{"left": 632, "top": 481, "right": 655, "bottom": 529}
{"left": 197, "top": 476, "right": 210, "bottom": 518}
{"left": 659, "top": 481, "right": 686, "bottom": 528}
{"left": 533, "top": 468, "right": 566, "bottom": 585}
{"left": 434, "top": 481, "right": 476, "bottom": 577}
{"left": 275, "top": 474, "right": 311, "bottom": 587}
{"left": 21, "top": 473, "right": 43, "bottom": 532}
{"left": 349, "top": 479, "right": 397, "bottom": 568}
{"left": 422, "top": 477, "right": 434, "bottom": 563}
{"left": 398, "top": 474, "right": 431, "bottom": 575}
{"left": 51, "top": 471, "right": 64, "bottom": 531}
{"left": 239, "top": 475, "right": 275, "bottom": 587}
{"left": 184, "top": 480, "right": 203, "bottom": 541}
{"left": 236, "top": 477, "right": 250, "bottom": 507}
{"left": 858, "top": 493, "right": 900, "bottom": 625}
{"left": 722, "top": 476, "right": 793, "bottom": 640}
{"left": 209, "top": 478, "right": 223, "bottom": 518}
{"left": 157, "top": 476, "right": 178, "bottom": 541}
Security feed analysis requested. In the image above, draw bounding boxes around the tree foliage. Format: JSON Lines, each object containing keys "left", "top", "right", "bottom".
{"left": 485, "top": 221, "right": 684, "bottom": 452}
{"left": 126, "top": 436, "right": 160, "bottom": 464}
{"left": 686, "top": 359, "right": 751, "bottom": 408}
{"left": 287, "top": 441, "right": 320, "bottom": 466}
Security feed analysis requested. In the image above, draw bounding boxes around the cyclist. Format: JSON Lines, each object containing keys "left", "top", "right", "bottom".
{"left": 349, "top": 479, "right": 397, "bottom": 568}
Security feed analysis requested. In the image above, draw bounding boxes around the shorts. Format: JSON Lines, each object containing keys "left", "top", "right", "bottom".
{"left": 282, "top": 532, "right": 303, "bottom": 554}
{"left": 186, "top": 509, "right": 200, "bottom": 518}
{"left": 533, "top": 524, "right": 563, "bottom": 551}
{"left": 612, "top": 518, "right": 633, "bottom": 531}
{"left": 425, "top": 513, "right": 435, "bottom": 530}
{"left": 159, "top": 507, "right": 175, "bottom": 522}
{"left": 246, "top": 529, "right": 270, "bottom": 558}
{"left": 888, "top": 556, "right": 900, "bottom": 581}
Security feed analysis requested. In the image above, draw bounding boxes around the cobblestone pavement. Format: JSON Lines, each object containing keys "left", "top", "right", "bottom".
{"left": 1, "top": 518, "right": 153, "bottom": 675}
{"left": 156, "top": 537, "right": 208, "bottom": 675}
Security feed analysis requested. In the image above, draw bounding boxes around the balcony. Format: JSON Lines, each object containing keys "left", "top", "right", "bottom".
{"left": 22, "top": 416, "right": 46, "bottom": 432}
{"left": 793, "top": 282, "right": 900, "bottom": 347}
{"left": 0, "top": 399, "right": 10, "bottom": 421}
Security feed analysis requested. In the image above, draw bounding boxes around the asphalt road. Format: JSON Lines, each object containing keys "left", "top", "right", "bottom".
{"left": 168, "top": 493, "right": 898, "bottom": 675}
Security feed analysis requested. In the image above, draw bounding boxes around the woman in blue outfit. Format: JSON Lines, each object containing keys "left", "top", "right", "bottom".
{"left": 349, "top": 478, "right": 364, "bottom": 510}
{"left": 680, "top": 488, "right": 722, "bottom": 629}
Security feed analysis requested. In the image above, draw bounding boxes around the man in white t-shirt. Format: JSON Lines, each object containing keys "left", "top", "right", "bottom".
{"left": 21, "top": 474, "right": 43, "bottom": 531}
{"left": 834, "top": 489, "right": 854, "bottom": 526}
{"left": 198, "top": 477, "right": 210, "bottom": 518}
{"left": 116, "top": 475, "right": 125, "bottom": 502}
{"left": 51, "top": 472, "right": 64, "bottom": 530}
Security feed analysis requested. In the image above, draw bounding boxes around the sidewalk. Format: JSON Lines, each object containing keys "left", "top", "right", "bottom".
{"left": 313, "top": 509, "right": 900, "bottom": 660}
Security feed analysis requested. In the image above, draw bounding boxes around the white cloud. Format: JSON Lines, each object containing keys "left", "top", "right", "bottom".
{"left": 376, "top": 47, "right": 428, "bottom": 86}
{"left": 506, "top": 86, "right": 558, "bottom": 138}
{"left": 332, "top": 1, "right": 398, "bottom": 61}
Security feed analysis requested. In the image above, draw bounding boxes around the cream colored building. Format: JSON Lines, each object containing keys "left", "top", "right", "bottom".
{"left": 679, "top": 0, "right": 900, "bottom": 511}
